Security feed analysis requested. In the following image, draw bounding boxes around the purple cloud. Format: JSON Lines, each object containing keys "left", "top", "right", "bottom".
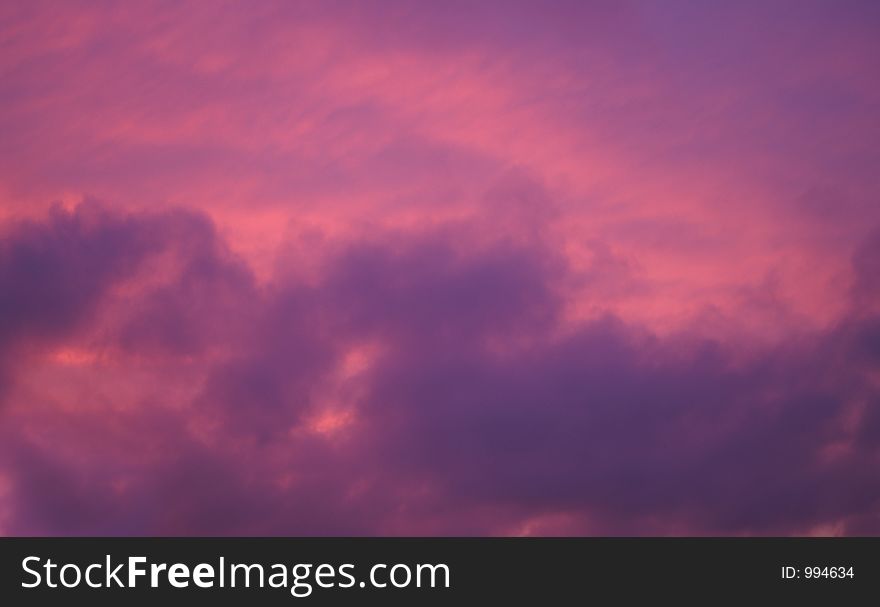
{"left": 1, "top": 201, "right": 878, "bottom": 535}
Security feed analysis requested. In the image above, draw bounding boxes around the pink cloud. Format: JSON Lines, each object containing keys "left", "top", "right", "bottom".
{"left": 1, "top": 1, "right": 879, "bottom": 535}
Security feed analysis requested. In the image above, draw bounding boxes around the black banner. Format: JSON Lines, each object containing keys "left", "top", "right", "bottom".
{"left": 0, "top": 538, "right": 875, "bottom": 604}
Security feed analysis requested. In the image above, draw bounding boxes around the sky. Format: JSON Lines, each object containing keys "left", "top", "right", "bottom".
{"left": 0, "top": 0, "right": 879, "bottom": 535}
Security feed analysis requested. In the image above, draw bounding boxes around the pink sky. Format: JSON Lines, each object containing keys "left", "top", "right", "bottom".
{"left": 1, "top": 0, "right": 879, "bottom": 535}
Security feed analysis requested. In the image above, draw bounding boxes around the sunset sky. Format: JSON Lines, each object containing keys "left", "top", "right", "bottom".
{"left": 1, "top": 0, "right": 879, "bottom": 535}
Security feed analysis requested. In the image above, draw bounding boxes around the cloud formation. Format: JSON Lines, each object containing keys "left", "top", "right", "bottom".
{"left": 1, "top": 1, "right": 879, "bottom": 535}
{"left": 0, "top": 201, "right": 878, "bottom": 535}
